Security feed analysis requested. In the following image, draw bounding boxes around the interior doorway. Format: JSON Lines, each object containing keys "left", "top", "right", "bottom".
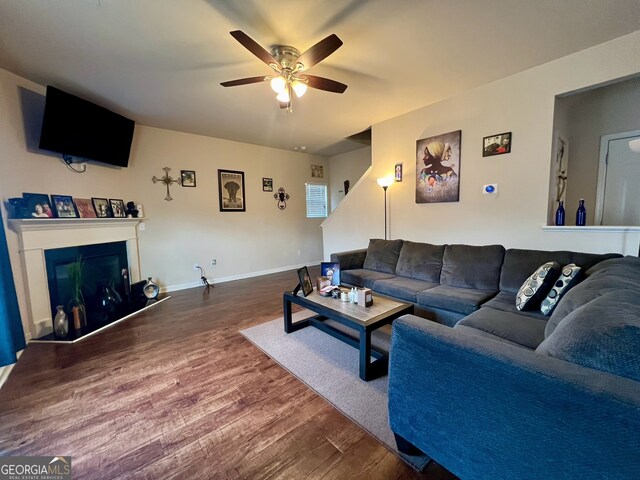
{"left": 596, "top": 130, "right": 640, "bottom": 225}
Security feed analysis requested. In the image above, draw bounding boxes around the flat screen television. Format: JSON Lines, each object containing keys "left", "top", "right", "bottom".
{"left": 39, "top": 86, "right": 135, "bottom": 167}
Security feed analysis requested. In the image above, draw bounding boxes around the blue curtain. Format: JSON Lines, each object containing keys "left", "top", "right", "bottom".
{"left": 0, "top": 208, "right": 25, "bottom": 367}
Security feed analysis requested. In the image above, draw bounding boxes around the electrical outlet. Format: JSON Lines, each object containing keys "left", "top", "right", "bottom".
{"left": 193, "top": 263, "right": 200, "bottom": 271}
{"left": 297, "top": 249, "right": 301, "bottom": 256}
{"left": 211, "top": 259, "right": 217, "bottom": 267}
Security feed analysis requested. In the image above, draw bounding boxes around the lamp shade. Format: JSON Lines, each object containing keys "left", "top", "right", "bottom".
{"left": 270, "top": 76, "right": 286, "bottom": 94}
{"left": 292, "top": 80, "right": 307, "bottom": 98}
{"left": 276, "top": 89, "right": 290, "bottom": 103}
{"left": 377, "top": 176, "right": 394, "bottom": 188}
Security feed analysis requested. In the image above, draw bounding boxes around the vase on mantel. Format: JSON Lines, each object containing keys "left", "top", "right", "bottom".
{"left": 53, "top": 305, "right": 68, "bottom": 339}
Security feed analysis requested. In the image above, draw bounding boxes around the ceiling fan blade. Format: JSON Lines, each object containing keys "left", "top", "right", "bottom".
{"left": 296, "top": 34, "right": 343, "bottom": 70}
{"left": 301, "top": 75, "right": 348, "bottom": 94}
{"left": 220, "top": 76, "right": 267, "bottom": 87}
{"left": 230, "top": 30, "right": 280, "bottom": 68}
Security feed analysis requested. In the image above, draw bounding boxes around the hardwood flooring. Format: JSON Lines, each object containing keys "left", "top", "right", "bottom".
{"left": 0, "top": 268, "right": 457, "bottom": 479}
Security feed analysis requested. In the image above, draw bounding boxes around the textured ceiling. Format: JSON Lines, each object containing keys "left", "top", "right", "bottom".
{"left": 1, "top": 0, "right": 640, "bottom": 156}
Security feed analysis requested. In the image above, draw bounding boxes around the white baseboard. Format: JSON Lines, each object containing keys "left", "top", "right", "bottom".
{"left": 0, "top": 350, "right": 23, "bottom": 390}
{"left": 161, "top": 261, "right": 322, "bottom": 293}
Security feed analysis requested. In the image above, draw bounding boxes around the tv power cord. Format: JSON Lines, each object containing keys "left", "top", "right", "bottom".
{"left": 196, "top": 266, "right": 214, "bottom": 294}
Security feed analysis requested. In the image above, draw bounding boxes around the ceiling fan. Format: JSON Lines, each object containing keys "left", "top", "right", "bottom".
{"left": 220, "top": 30, "right": 348, "bottom": 112}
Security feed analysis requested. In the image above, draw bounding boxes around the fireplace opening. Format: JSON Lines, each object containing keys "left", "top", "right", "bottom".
{"left": 43, "top": 241, "right": 149, "bottom": 340}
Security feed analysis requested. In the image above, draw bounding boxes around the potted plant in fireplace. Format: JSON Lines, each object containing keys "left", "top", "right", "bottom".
{"left": 67, "top": 256, "right": 87, "bottom": 335}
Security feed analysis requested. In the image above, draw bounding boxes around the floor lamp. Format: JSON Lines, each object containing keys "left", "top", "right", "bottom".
{"left": 377, "top": 176, "right": 394, "bottom": 240}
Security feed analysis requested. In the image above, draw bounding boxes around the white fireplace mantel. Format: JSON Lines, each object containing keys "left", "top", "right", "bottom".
{"left": 9, "top": 217, "right": 145, "bottom": 339}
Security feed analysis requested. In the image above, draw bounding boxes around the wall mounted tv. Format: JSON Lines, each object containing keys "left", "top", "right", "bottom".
{"left": 39, "top": 86, "right": 135, "bottom": 167}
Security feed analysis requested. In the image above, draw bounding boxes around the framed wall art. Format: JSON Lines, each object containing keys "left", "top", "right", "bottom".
{"left": 416, "top": 130, "right": 461, "bottom": 204}
{"left": 311, "top": 165, "right": 324, "bottom": 178}
{"left": 181, "top": 170, "right": 196, "bottom": 187}
{"left": 482, "top": 131, "right": 512, "bottom": 157}
{"left": 262, "top": 177, "right": 273, "bottom": 192}
{"left": 395, "top": 163, "right": 403, "bottom": 182}
{"left": 218, "top": 169, "right": 246, "bottom": 212}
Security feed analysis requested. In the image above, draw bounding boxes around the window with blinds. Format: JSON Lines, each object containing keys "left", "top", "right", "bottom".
{"left": 305, "top": 183, "right": 328, "bottom": 218}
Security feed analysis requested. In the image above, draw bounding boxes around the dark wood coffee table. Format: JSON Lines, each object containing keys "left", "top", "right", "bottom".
{"left": 283, "top": 290, "right": 413, "bottom": 380}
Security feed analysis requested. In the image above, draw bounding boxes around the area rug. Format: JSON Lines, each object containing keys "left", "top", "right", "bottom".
{"left": 240, "top": 312, "right": 431, "bottom": 471}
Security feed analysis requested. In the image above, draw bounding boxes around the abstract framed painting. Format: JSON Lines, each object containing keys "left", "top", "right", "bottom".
{"left": 416, "top": 130, "right": 461, "bottom": 204}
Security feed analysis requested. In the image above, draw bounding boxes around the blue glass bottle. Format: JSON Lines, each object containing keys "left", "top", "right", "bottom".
{"left": 555, "top": 201, "right": 565, "bottom": 226}
{"left": 576, "top": 199, "right": 586, "bottom": 226}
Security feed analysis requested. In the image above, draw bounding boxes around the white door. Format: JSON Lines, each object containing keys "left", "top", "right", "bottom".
{"left": 597, "top": 132, "right": 640, "bottom": 225}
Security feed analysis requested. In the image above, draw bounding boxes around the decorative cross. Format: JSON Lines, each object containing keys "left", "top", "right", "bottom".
{"left": 274, "top": 187, "right": 290, "bottom": 210}
{"left": 152, "top": 167, "right": 182, "bottom": 201}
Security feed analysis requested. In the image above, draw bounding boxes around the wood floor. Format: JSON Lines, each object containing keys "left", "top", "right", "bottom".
{"left": 0, "top": 268, "right": 457, "bottom": 479}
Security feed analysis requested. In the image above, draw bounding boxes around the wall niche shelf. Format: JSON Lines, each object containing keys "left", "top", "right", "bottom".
{"left": 541, "top": 225, "right": 640, "bottom": 233}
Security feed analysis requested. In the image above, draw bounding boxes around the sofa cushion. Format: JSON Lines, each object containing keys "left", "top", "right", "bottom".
{"left": 515, "top": 262, "right": 561, "bottom": 311}
{"left": 547, "top": 256, "right": 640, "bottom": 337}
{"left": 395, "top": 241, "right": 445, "bottom": 282}
{"left": 440, "top": 244, "right": 505, "bottom": 290}
{"left": 340, "top": 269, "right": 395, "bottom": 289}
{"left": 537, "top": 291, "right": 640, "bottom": 382}
{"left": 456, "top": 307, "right": 547, "bottom": 349}
{"left": 416, "top": 285, "right": 497, "bottom": 315}
{"left": 482, "top": 291, "right": 549, "bottom": 320}
{"left": 499, "top": 249, "right": 620, "bottom": 294}
{"left": 540, "top": 264, "right": 582, "bottom": 316}
{"left": 362, "top": 239, "right": 404, "bottom": 274}
{"left": 373, "top": 276, "right": 438, "bottom": 303}
{"left": 453, "top": 324, "right": 530, "bottom": 349}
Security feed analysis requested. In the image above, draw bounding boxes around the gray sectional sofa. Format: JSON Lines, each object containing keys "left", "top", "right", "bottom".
{"left": 331, "top": 239, "right": 640, "bottom": 479}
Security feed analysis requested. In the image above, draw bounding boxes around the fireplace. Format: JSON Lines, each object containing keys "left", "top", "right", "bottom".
{"left": 45, "top": 241, "right": 129, "bottom": 331}
{"left": 9, "top": 217, "right": 147, "bottom": 339}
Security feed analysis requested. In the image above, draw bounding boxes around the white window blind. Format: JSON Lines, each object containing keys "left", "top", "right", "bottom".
{"left": 305, "top": 183, "right": 327, "bottom": 218}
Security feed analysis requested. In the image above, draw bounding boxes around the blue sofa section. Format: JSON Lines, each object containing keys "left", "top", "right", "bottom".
{"left": 331, "top": 239, "right": 638, "bottom": 478}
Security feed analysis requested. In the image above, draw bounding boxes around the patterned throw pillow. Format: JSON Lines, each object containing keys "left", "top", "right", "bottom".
{"left": 540, "top": 264, "right": 583, "bottom": 316}
{"left": 515, "top": 262, "right": 562, "bottom": 311}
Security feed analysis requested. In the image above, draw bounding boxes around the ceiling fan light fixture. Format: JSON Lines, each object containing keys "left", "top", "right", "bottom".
{"left": 276, "top": 89, "right": 290, "bottom": 103}
{"left": 270, "top": 76, "right": 286, "bottom": 94}
{"left": 292, "top": 80, "right": 307, "bottom": 98}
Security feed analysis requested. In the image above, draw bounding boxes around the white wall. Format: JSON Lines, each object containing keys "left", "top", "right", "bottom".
{"left": 328, "top": 146, "right": 371, "bottom": 212}
{"left": 323, "top": 30, "right": 640, "bottom": 259}
{"left": 0, "top": 67, "right": 327, "bottom": 338}
{"left": 558, "top": 76, "right": 640, "bottom": 223}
